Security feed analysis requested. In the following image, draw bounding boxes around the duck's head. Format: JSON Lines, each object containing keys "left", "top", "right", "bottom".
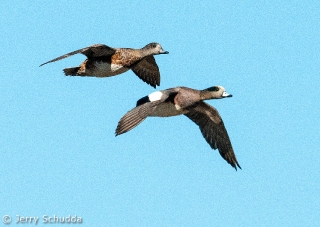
{"left": 144, "top": 42, "right": 169, "bottom": 55}
{"left": 200, "top": 86, "right": 232, "bottom": 100}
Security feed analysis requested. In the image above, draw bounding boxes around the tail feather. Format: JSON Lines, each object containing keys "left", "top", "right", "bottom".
{"left": 63, "top": 67, "right": 80, "bottom": 76}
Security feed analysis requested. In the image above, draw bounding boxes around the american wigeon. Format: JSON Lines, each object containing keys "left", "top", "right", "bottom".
{"left": 115, "top": 86, "right": 241, "bottom": 170}
{"left": 40, "top": 43, "right": 169, "bottom": 88}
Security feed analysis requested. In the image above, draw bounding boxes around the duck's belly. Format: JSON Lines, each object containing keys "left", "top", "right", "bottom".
{"left": 149, "top": 103, "right": 188, "bottom": 117}
{"left": 90, "top": 62, "right": 130, "bottom": 77}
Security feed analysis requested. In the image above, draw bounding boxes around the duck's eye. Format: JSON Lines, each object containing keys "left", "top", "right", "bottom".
{"left": 152, "top": 44, "right": 157, "bottom": 48}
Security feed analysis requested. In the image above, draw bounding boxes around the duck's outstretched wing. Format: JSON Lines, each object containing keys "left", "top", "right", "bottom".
{"left": 185, "top": 102, "right": 241, "bottom": 170}
{"left": 39, "top": 44, "right": 115, "bottom": 67}
{"left": 131, "top": 56, "right": 160, "bottom": 88}
{"left": 115, "top": 87, "right": 180, "bottom": 135}
{"left": 115, "top": 100, "right": 162, "bottom": 136}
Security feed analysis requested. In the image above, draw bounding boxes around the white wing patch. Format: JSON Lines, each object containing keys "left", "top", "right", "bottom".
{"left": 148, "top": 91, "right": 163, "bottom": 102}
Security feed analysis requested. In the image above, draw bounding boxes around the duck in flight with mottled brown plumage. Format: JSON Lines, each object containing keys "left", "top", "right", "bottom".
{"left": 40, "top": 43, "right": 169, "bottom": 88}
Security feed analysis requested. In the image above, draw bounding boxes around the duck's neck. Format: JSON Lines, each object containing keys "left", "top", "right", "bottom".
{"left": 140, "top": 48, "right": 154, "bottom": 58}
{"left": 199, "top": 90, "right": 209, "bottom": 100}
{"left": 200, "top": 90, "right": 215, "bottom": 101}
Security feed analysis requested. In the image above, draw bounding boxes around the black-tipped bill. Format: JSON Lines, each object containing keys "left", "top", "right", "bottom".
{"left": 159, "top": 50, "right": 169, "bottom": 54}
{"left": 222, "top": 91, "right": 232, "bottom": 98}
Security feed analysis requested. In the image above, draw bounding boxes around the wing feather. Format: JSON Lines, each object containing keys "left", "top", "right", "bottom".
{"left": 115, "top": 88, "right": 180, "bottom": 135}
{"left": 39, "top": 44, "right": 115, "bottom": 66}
{"left": 131, "top": 56, "right": 160, "bottom": 88}
{"left": 185, "top": 102, "right": 241, "bottom": 170}
{"left": 115, "top": 101, "right": 161, "bottom": 135}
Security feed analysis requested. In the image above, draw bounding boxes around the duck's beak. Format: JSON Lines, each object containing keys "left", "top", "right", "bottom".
{"left": 222, "top": 91, "right": 232, "bottom": 98}
{"left": 159, "top": 49, "right": 169, "bottom": 54}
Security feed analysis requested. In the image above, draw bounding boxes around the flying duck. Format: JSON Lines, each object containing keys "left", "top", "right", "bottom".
{"left": 115, "top": 86, "right": 241, "bottom": 170}
{"left": 40, "top": 42, "right": 169, "bottom": 88}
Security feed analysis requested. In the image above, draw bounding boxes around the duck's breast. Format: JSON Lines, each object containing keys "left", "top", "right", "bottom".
{"left": 149, "top": 102, "right": 187, "bottom": 117}
{"left": 90, "top": 61, "right": 129, "bottom": 77}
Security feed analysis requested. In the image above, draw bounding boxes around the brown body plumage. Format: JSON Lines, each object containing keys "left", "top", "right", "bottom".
{"left": 40, "top": 43, "right": 169, "bottom": 88}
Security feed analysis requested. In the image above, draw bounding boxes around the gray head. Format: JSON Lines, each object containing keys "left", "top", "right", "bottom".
{"left": 200, "top": 86, "right": 232, "bottom": 100}
{"left": 143, "top": 42, "right": 169, "bottom": 55}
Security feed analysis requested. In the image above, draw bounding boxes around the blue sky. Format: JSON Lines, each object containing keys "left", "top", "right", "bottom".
{"left": 1, "top": 1, "right": 319, "bottom": 226}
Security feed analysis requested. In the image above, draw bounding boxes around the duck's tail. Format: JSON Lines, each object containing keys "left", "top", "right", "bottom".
{"left": 63, "top": 67, "right": 80, "bottom": 76}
